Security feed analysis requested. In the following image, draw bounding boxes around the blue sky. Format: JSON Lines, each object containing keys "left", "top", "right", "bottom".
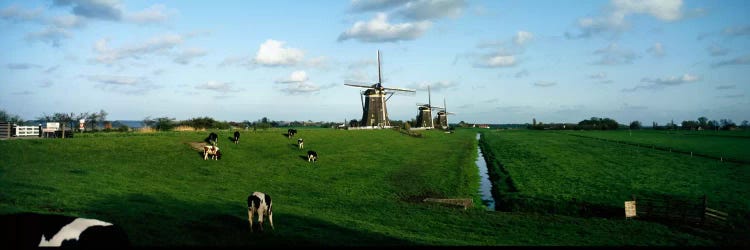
{"left": 1, "top": 0, "right": 748, "bottom": 124}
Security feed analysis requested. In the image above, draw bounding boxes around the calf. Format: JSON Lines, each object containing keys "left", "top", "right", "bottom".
{"left": 307, "top": 150, "right": 318, "bottom": 162}
{"left": 203, "top": 145, "right": 220, "bottom": 160}
{"left": 233, "top": 131, "right": 240, "bottom": 144}
{"left": 297, "top": 138, "right": 304, "bottom": 149}
{"left": 247, "top": 192, "right": 274, "bottom": 232}
{"left": 206, "top": 132, "right": 219, "bottom": 146}
{"left": 0, "top": 212, "right": 130, "bottom": 248}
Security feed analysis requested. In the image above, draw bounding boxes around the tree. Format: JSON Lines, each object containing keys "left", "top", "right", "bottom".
{"left": 698, "top": 116, "right": 708, "bottom": 128}
{"left": 629, "top": 121, "right": 642, "bottom": 129}
{"left": 720, "top": 119, "right": 736, "bottom": 130}
{"left": 742, "top": 120, "right": 749, "bottom": 129}
{"left": 0, "top": 109, "right": 24, "bottom": 124}
{"left": 154, "top": 117, "right": 176, "bottom": 131}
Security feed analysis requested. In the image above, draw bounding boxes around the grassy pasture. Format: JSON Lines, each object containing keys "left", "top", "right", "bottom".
{"left": 479, "top": 130, "right": 750, "bottom": 236}
{"left": 557, "top": 130, "right": 750, "bottom": 163}
{"left": 0, "top": 128, "right": 719, "bottom": 246}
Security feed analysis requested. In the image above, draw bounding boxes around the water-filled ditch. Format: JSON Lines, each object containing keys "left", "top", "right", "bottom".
{"left": 476, "top": 133, "right": 495, "bottom": 211}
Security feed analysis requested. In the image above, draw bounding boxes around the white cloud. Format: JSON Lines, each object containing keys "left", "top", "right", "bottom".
{"left": 647, "top": 42, "right": 665, "bottom": 57}
{"left": 93, "top": 34, "right": 184, "bottom": 64}
{"left": 533, "top": 81, "right": 556, "bottom": 87}
{"left": 408, "top": 80, "right": 458, "bottom": 91}
{"left": 349, "top": 0, "right": 404, "bottom": 13}
{"left": 275, "top": 71, "right": 309, "bottom": 84}
{"left": 0, "top": 5, "right": 44, "bottom": 23}
{"left": 6, "top": 63, "right": 42, "bottom": 70}
{"left": 25, "top": 27, "right": 71, "bottom": 47}
{"left": 173, "top": 47, "right": 207, "bottom": 65}
{"left": 338, "top": 13, "right": 432, "bottom": 43}
{"left": 52, "top": 0, "right": 124, "bottom": 21}
{"left": 711, "top": 54, "right": 750, "bottom": 68}
{"left": 476, "top": 54, "right": 516, "bottom": 68}
{"left": 394, "top": 0, "right": 467, "bottom": 21}
{"left": 513, "top": 31, "right": 534, "bottom": 46}
{"left": 254, "top": 39, "right": 305, "bottom": 66}
{"left": 589, "top": 72, "right": 607, "bottom": 79}
{"left": 86, "top": 75, "right": 141, "bottom": 85}
{"left": 592, "top": 43, "right": 638, "bottom": 65}
{"left": 641, "top": 73, "right": 700, "bottom": 85}
{"left": 567, "top": 0, "right": 684, "bottom": 39}
{"left": 279, "top": 82, "right": 322, "bottom": 95}
{"left": 125, "top": 4, "right": 170, "bottom": 24}
{"left": 195, "top": 80, "right": 238, "bottom": 93}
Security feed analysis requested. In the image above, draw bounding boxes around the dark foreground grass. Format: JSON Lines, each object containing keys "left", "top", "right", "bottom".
{"left": 0, "top": 128, "right": 717, "bottom": 246}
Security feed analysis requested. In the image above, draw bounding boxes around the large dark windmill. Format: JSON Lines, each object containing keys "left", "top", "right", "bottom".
{"left": 414, "top": 85, "right": 442, "bottom": 129}
{"left": 436, "top": 98, "right": 455, "bottom": 129}
{"left": 345, "top": 50, "right": 415, "bottom": 128}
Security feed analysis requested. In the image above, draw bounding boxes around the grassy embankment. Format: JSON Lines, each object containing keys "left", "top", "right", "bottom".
{"left": 0, "top": 128, "right": 716, "bottom": 246}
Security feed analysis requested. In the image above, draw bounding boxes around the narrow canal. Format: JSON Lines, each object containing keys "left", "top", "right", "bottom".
{"left": 476, "top": 133, "right": 495, "bottom": 211}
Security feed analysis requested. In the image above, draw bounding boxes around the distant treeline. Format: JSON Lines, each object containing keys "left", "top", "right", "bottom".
{"left": 525, "top": 116, "right": 748, "bottom": 131}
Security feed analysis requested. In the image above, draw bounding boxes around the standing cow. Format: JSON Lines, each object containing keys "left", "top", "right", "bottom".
{"left": 233, "top": 131, "right": 240, "bottom": 144}
{"left": 307, "top": 150, "right": 317, "bottom": 162}
{"left": 206, "top": 132, "right": 218, "bottom": 146}
{"left": 0, "top": 212, "right": 130, "bottom": 248}
{"left": 297, "top": 138, "right": 304, "bottom": 149}
{"left": 247, "top": 192, "right": 274, "bottom": 232}
{"left": 287, "top": 129, "right": 297, "bottom": 139}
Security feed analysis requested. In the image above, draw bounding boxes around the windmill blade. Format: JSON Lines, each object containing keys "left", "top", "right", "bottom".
{"left": 381, "top": 86, "right": 416, "bottom": 92}
{"left": 377, "top": 50, "right": 382, "bottom": 86}
{"left": 344, "top": 79, "right": 376, "bottom": 85}
{"left": 345, "top": 83, "right": 375, "bottom": 89}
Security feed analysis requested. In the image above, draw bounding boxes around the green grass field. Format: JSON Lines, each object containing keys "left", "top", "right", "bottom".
{"left": 557, "top": 130, "right": 750, "bottom": 163}
{"left": 0, "top": 128, "right": 724, "bottom": 246}
{"left": 479, "top": 129, "right": 750, "bottom": 239}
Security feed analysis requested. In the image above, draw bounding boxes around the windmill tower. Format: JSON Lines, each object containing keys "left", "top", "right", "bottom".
{"left": 436, "top": 98, "right": 455, "bottom": 129}
{"left": 415, "top": 85, "right": 442, "bottom": 129}
{"left": 345, "top": 50, "right": 415, "bottom": 128}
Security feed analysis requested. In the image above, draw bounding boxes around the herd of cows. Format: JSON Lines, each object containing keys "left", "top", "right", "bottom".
{"left": 0, "top": 128, "right": 326, "bottom": 247}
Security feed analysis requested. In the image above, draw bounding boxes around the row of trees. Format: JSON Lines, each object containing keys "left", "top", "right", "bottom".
{"left": 527, "top": 117, "right": 621, "bottom": 130}
{"left": 630, "top": 116, "right": 748, "bottom": 131}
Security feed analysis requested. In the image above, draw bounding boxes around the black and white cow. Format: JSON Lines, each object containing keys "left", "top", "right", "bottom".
{"left": 287, "top": 129, "right": 297, "bottom": 139}
{"left": 206, "top": 132, "right": 219, "bottom": 146}
{"left": 233, "top": 131, "right": 240, "bottom": 144}
{"left": 247, "top": 192, "right": 274, "bottom": 232}
{"left": 307, "top": 150, "right": 317, "bottom": 162}
{"left": 0, "top": 212, "right": 130, "bottom": 248}
{"left": 297, "top": 138, "right": 304, "bottom": 149}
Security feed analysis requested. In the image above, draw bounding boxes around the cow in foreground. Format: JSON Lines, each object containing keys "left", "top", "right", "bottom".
{"left": 0, "top": 212, "right": 130, "bottom": 248}
{"left": 307, "top": 150, "right": 317, "bottom": 162}
{"left": 247, "top": 192, "right": 274, "bottom": 232}
{"left": 233, "top": 131, "right": 240, "bottom": 144}
{"left": 297, "top": 138, "right": 304, "bottom": 149}
{"left": 203, "top": 145, "right": 221, "bottom": 160}
{"left": 206, "top": 132, "right": 218, "bottom": 146}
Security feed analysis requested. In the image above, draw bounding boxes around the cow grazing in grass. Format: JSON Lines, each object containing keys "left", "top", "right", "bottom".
{"left": 297, "top": 138, "right": 304, "bottom": 149}
{"left": 307, "top": 150, "right": 317, "bottom": 162}
{"left": 233, "top": 131, "right": 240, "bottom": 144}
{"left": 247, "top": 192, "right": 274, "bottom": 232}
{"left": 0, "top": 212, "right": 130, "bottom": 248}
{"left": 287, "top": 129, "right": 297, "bottom": 139}
{"left": 203, "top": 145, "right": 221, "bottom": 160}
{"left": 206, "top": 132, "right": 219, "bottom": 146}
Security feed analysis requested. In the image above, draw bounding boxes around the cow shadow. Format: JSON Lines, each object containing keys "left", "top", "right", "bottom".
{"left": 226, "top": 137, "right": 236, "bottom": 143}
{"left": 298, "top": 155, "right": 308, "bottom": 161}
{"left": 282, "top": 133, "right": 291, "bottom": 138}
{"left": 77, "top": 193, "right": 417, "bottom": 246}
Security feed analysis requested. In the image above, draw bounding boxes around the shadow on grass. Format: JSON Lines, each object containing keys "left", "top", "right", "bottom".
{"left": 80, "top": 193, "right": 416, "bottom": 247}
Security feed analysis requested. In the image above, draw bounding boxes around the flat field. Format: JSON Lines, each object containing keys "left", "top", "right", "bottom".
{"left": 479, "top": 130, "right": 749, "bottom": 233}
{"left": 0, "top": 128, "right": 719, "bottom": 246}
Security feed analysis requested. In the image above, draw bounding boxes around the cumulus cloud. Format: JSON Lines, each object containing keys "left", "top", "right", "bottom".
{"left": 711, "top": 54, "right": 750, "bottom": 68}
{"left": 477, "top": 54, "right": 517, "bottom": 67}
{"left": 715, "top": 85, "right": 735, "bottom": 90}
{"left": 275, "top": 71, "right": 309, "bottom": 84}
{"left": 533, "top": 81, "right": 557, "bottom": 87}
{"left": 87, "top": 74, "right": 141, "bottom": 85}
{"left": 92, "top": 34, "right": 184, "bottom": 64}
{"left": 25, "top": 27, "right": 71, "bottom": 47}
{"left": 279, "top": 82, "right": 322, "bottom": 95}
{"left": 623, "top": 73, "right": 700, "bottom": 92}
{"left": 647, "top": 42, "right": 665, "bottom": 57}
{"left": 513, "top": 31, "right": 534, "bottom": 46}
{"left": 348, "top": 0, "right": 405, "bottom": 13}
{"left": 254, "top": 39, "right": 305, "bottom": 66}
{"left": 85, "top": 74, "right": 157, "bottom": 94}
{"left": 393, "top": 0, "right": 467, "bottom": 21}
{"left": 592, "top": 43, "right": 638, "bottom": 65}
{"left": 0, "top": 5, "right": 44, "bottom": 23}
{"left": 338, "top": 13, "right": 432, "bottom": 43}
{"left": 566, "top": 0, "right": 684, "bottom": 39}
{"left": 195, "top": 80, "right": 239, "bottom": 93}
{"left": 125, "top": 4, "right": 169, "bottom": 24}
{"left": 173, "top": 47, "right": 207, "bottom": 65}
{"left": 52, "top": 0, "right": 123, "bottom": 21}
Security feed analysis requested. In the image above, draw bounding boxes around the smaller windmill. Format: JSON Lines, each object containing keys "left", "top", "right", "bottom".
{"left": 436, "top": 98, "right": 455, "bottom": 130}
{"left": 414, "top": 85, "right": 442, "bottom": 129}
